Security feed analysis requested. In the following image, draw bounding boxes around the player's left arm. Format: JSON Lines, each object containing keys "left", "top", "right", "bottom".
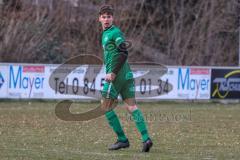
{"left": 111, "top": 30, "right": 128, "bottom": 75}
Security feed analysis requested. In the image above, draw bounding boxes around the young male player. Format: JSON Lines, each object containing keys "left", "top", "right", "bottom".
{"left": 99, "top": 5, "right": 153, "bottom": 152}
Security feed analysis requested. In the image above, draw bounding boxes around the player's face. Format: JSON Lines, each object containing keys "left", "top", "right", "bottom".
{"left": 99, "top": 13, "right": 113, "bottom": 30}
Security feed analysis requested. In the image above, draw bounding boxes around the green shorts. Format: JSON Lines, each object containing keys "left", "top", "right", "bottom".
{"left": 101, "top": 79, "right": 135, "bottom": 100}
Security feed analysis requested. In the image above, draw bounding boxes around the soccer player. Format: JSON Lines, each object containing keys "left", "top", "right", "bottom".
{"left": 98, "top": 5, "right": 153, "bottom": 152}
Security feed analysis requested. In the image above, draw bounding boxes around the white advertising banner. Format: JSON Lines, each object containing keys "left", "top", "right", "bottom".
{"left": 0, "top": 63, "right": 211, "bottom": 100}
{"left": 156, "top": 67, "right": 211, "bottom": 99}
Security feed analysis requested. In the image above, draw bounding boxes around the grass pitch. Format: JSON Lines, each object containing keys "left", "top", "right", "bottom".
{"left": 0, "top": 101, "right": 239, "bottom": 160}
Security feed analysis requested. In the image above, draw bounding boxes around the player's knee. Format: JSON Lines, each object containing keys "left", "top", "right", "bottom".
{"left": 126, "top": 105, "right": 138, "bottom": 113}
{"left": 101, "top": 98, "right": 118, "bottom": 112}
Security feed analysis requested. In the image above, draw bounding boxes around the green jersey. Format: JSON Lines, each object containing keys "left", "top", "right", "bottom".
{"left": 101, "top": 25, "right": 133, "bottom": 80}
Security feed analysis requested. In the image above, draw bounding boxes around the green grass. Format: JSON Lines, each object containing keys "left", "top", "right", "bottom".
{"left": 0, "top": 101, "right": 239, "bottom": 160}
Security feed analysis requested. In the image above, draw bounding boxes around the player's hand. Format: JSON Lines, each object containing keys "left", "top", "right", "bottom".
{"left": 105, "top": 73, "right": 116, "bottom": 82}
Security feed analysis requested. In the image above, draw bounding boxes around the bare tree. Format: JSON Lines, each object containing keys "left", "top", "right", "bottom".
{"left": 0, "top": 0, "right": 239, "bottom": 66}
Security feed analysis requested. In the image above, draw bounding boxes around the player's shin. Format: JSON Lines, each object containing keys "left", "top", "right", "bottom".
{"left": 102, "top": 98, "right": 128, "bottom": 142}
{"left": 131, "top": 107, "right": 150, "bottom": 142}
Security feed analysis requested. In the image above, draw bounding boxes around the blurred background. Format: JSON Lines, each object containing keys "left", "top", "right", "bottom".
{"left": 0, "top": 0, "right": 239, "bottom": 66}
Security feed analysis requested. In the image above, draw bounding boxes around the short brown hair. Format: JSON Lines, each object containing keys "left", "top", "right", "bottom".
{"left": 99, "top": 5, "right": 114, "bottom": 15}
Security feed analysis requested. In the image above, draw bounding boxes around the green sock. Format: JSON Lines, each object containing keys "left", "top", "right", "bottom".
{"left": 132, "top": 109, "right": 150, "bottom": 142}
{"left": 105, "top": 110, "right": 127, "bottom": 142}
